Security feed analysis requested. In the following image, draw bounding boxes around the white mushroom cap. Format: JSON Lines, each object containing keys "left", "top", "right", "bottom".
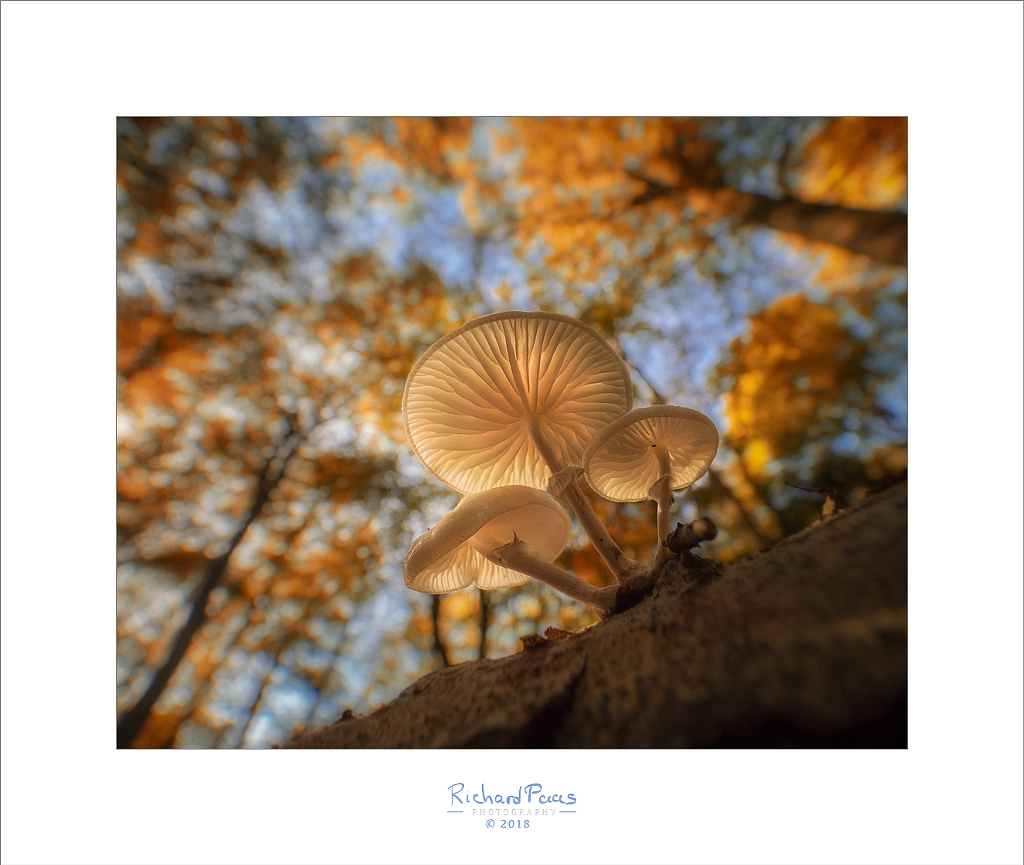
{"left": 403, "top": 486, "right": 572, "bottom": 593}
{"left": 402, "top": 311, "right": 632, "bottom": 494}
{"left": 583, "top": 406, "right": 720, "bottom": 502}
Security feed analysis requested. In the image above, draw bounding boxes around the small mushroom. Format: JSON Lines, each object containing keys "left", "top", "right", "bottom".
{"left": 583, "top": 406, "right": 719, "bottom": 566}
{"left": 403, "top": 311, "right": 641, "bottom": 581}
{"left": 404, "top": 486, "right": 617, "bottom": 615}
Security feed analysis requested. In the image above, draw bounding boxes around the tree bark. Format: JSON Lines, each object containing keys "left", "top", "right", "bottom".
{"left": 290, "top": 481, "right": 908, "bottom": 748}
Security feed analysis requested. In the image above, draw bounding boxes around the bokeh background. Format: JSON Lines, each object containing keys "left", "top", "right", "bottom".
{"left": 116, "top": 117, "right": 908, "bottom": 748}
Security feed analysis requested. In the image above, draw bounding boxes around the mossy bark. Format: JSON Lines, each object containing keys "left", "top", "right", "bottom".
{"left": 290, "top": 482, "right": 908, "bottom": 749}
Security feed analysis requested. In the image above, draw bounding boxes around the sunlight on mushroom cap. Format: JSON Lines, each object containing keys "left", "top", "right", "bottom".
{"left": 402, "top": 311, "right": 632, "bottom": 494}
{"left": 583, "top": 406, "right": 720, "bottom": 502}
{"left": 403, "top": 486, "right": 572, "bottom": 593}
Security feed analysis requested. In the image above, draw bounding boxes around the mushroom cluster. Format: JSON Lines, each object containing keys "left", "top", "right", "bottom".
{"left": 402, "top": 311, "right": 719, "bottom": 618}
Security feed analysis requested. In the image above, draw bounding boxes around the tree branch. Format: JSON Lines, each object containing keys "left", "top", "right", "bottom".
{"left": 478, "top": 589, "right": 489, "bottom": 661}
{"left": 431, "top": 595, "right": 451, "bottom": 668}
{"left": 627, "top": 172, "right": 907, "bottom": 268}
{"left": 703, "top": 465, "right": 772, "bottom": 551}
{"left": 733, "top": 191, "right": 907, "bottom": 267}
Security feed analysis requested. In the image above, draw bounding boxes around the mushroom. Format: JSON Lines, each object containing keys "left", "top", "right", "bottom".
{"left": 582, "top": 406, "right": 720, "bottom": 566}
{"left": 404, "top": 486, "right": 617, "bottom": 615}
{"left": 403, "top": 311, "right": 642, "bottom": 581}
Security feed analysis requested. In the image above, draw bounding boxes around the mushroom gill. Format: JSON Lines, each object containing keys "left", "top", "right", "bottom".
{"left": 403, "top": 311, "right": 633, "bottom": 494}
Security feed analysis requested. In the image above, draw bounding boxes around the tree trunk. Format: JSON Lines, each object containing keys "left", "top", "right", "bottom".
{"left": 116, "top": 429, "right": 305, "bottom": 748}
{"left": 290, "top": 481, "right": 908, "bottom": 748}
{"left": 718, "top": 188, "right": 907, "bottom": 267}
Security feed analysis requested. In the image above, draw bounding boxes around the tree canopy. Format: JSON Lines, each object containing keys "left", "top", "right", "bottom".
{"left": 116, "top": 116, "right": 907, "bottom": 748}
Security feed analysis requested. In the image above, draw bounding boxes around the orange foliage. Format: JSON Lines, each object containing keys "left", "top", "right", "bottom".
{"left": 116, "top": 311, "right": 174, "bottom": 374}
{"left": 439, "top": 590, "right": 482, "bottom": 652}
{"left": 391, "top": 117, "right": 473, "bottom": 178}
{"left": 719, "top": 295, "right": 864, "bottom": 476}
{"left": 339, "top": 118, "right": 474, "bottom": 190}
{"left": 131, "top": 220, "right": 167, "bottom": 257}
{"left": 120, "top": 326, "right": 210, "bottom": 413}
{"left": 404, "top": 609, "right": 435, "bottom": 643}
{"left": 569, "top": 548, "right": 603, "bottom": 587}
{"left": 276, "top": 523, "right": 378, "bottom": 599}
{"left": 798, "top": 117, "right": 907, "bottom": 209}
{"left": 491, "top": 118, "right": 720, "bottom": 289}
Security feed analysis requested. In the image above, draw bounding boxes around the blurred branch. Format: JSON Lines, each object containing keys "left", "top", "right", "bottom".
{"left": 431, "top": 596, "right": 451, "bottom": 667}
{"left": 627, "top": 171, "right": 907, "bottom": 268}
{"left": 173, "top": 599, "right": 255, "bottom": 746}
{"left": 235, "top": 679, "right": 267, "bottom": 749}
{"left": 241, "top": 629, "right": 312, "bottom": 748}
{"left": 703, "top": 467, "right": 771, "bottom": 551}
{"left": 116, "top": 422, "right": 310, "bottom": 749}
{"left": 777, "top": 136, "right": 795, "bottom": 198}
{"left": 627, "top": 170, "right": 675, "bottom": 207}
{"left": 478, "top": 589, "right": 489, "bottom": 661}
{"left": 733, "top": 193, "right": 907, "bottom": 268}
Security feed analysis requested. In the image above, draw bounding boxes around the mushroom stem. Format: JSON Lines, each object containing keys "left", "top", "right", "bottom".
{"left": 527, "top": 417, "right": 642, "bottom": 584}
{"left": 649, "top": 475, "right": 674, "bottom": 568}
{"left": 563, "top": 481, "right": 644, "bottom": 582}
{"left": 485, "top": 537, "right": 618, "bottom": 618}
{"left": 653, "top": 443, "right": 672, "bottom": 478}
